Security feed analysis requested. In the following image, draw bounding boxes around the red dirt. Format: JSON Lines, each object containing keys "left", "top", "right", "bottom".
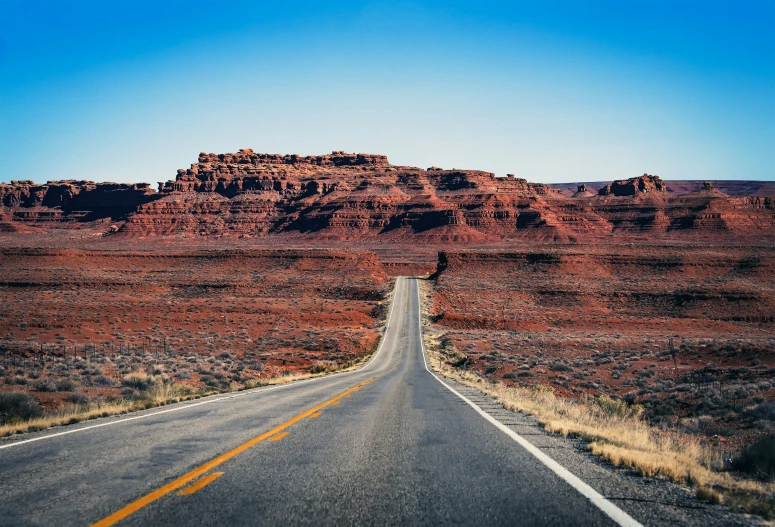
{"left": 425, "top": 245, "right": 775, "bottom": 447}
{"left": 0, "top": 247, "right": 389, "bottom": 409}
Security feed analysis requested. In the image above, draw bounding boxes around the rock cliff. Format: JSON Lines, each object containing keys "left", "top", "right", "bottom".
{"left": 598, "top": 174, "right": 667, "bottom": 196}
{"left": 1, "top": 151, "right": 773, "bottom": 241}
{"left": 0, "top": 180, "right": 158, "bottom": 223}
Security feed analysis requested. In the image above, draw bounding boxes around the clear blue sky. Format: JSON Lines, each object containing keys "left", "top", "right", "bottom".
{"left": 1, "top": 0, "right": 773, "bottom": 185}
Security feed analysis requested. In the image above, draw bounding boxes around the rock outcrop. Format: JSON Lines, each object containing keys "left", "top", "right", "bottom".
{"left": 599, "top": 174, "right": 667, "bottom": 197}
{"left": 686, "top": 181, "right": 728, "bottom": 197}
{"left": 551, "top": 180, "right": 775, "bottom": 196}
{"left": 0, "top": 180, "right": 158, "bottom": 223}
{"left": 1, "top": 151, "right": 773, "bottom": 240}
{"left": 572, "top": 184, "right": 595, "bottom": 198}
{"left": 119, "top": 150, "right": 565, "bottom": 240}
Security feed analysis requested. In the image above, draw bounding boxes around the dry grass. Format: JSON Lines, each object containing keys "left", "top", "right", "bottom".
{"left": 0, "top": 372, "right": 323, "bottom": 437}
{"left": 0, "top": 358, "right": 378, "bottom": 438}
{"left": 423, "top": 330, "right": 775, "bottom": 520}
{"left": 0, "top": 373, "right": 203, "bottom": 437}
{"left": 0, "top": 399, "right": 138, "bottom": 436}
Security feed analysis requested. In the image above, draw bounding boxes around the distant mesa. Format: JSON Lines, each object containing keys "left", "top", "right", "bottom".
{"left": 1, "top": 151, "right": 773, "bottom": 241}
{"left": 0, "top": 179, "right": 156, "bottom": 222}
{"left": 687, "top": 181, "right": 728, "bottom": 197}
{"left": 598, "top": 174, "right": 667, "bottom": 197}
{"left": 550, "top": 180, "right": 775, "bottom": 197}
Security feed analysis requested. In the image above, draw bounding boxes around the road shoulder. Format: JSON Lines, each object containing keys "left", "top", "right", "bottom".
{"left": 433, "top": 373, "right": 766, "bottom": 527}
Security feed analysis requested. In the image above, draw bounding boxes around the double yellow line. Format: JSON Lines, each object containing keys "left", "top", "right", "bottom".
{"left": 92, "top": 378, "right": 374, "bottom": 527}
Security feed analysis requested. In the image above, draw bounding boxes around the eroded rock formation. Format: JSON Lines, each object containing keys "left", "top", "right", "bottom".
{"left": 0, "top": 180, "right": 157, "bottom": 223}
{"left": 572, "top": 184, "right": 595, "bottom": 198}
{"left": 606, "top": 174, "right": 667, "bottom": 196}
{"left": 1, "top": 151, "right": 773, "bottom": 240}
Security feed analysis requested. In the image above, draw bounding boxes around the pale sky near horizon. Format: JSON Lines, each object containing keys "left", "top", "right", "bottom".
{"left": 0, "top": 1, "right": 773, "bottom": 185}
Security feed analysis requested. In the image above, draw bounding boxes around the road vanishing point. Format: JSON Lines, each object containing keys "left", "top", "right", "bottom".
{"left": 0, "top": 278, "right": 755, "bottom": 526}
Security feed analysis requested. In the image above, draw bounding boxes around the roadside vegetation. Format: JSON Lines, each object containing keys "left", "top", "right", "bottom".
{"left": 421, "top": 246, "right": 775, "bottom": 520}
{"left": 0, "top": 363, "right": 368, "bottom": 438}
{"left": 0, "top": 278, "right": 395, "bottom": 439}
{"left": 0, "top": 349, "right": 383, "bottom": 439}
{"left": 419, "top": 277, "right": 775, "bottom": 521}
{"left": 424, "top": 333, "right": 775, "bottom": 519}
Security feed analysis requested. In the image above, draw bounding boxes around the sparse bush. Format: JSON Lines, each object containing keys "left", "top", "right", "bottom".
{"left": 203, "top": 377, "right": 220, "bottom": 387}
{"left": 696, "top": 485, "right": 723, "bottom": 505}
{"left": 309, "top": 361, "right": 338, "bottom": 374}
{"left": 33, "top": 380, "right": 56, "bottom": 392}
{"left": 120, "top": 388, "right": 146, "bottom": 400}
{"left": 94, "top": 375, "right": 116, "bottom": 386}
{"left": 122, "top": 375, "right": 153, "bottom": 391}
{"left": 148, "top": 379, "right": 193, "bottom": 401}
{"left": 591, "top": 394, "right": 643, "bottom": 420}
{"left": 0, "top": 392, "right": 43, "bottom": 423}
{"left": 732, "top": 435, "right": 775, "bottom": 482}
{"left": 66, "top": 392, "right": 90, "bottom": 405}
{"left": 56, "top": 379, "right": 76, "bottom": 392}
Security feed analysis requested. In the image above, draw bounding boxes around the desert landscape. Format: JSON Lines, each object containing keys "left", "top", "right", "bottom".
{"left": 1, "top": 150, "right": 772, "bottom": 407}
{"left": 1, "top": 150, "right": 773, "bottom": 518}
{"left": 0, "top": 247, "right": 389, "bottom": 415}
{"left": 423, "top": 246, "right": 774, "bottom": 448}
{"left": 1, "top": 3, "right": 771, "bottom": 524}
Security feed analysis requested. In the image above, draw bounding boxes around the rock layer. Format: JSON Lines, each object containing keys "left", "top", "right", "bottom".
{"left": 0, "top": 180, "right": 157, "bottom": 223}
{"left": 1, "top": 151, "right": 773, "bottom": 241}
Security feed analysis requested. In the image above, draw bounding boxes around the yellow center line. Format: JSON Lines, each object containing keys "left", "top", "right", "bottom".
{"left": 91, "top": 378, "right": 374, "bottom": 527}
{"left": 308, "top": 412, "right": 322, "bottom": 419}
{"left": 176, "top": 472, "right": 223, "bottom": 496}
{"left": 269, "top": 431, "right": 289, "bottom": 441}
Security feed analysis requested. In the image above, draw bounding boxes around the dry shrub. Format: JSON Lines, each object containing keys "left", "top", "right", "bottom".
{"left": 309, "top": 361, "right": 339, "bottom": 374}
{"left": 0, "top": 392, "right": 43, "bottom": 424}
{"left": 696, "top": 485, "right": 723, "bottom": 505}
{"left": 732, "top": 435, "right": 775, "bottom": 482}
{"left": 148, "top": 378, "right": 193, "bottom": 403}
{"left": 589, "top": 394, "right": 643, "bottom": 420}
{"left": 0, "top": 400, "right": 136, "bottom": 437}
{"left": 242, "top": 379, "right": 267, "bottom": 389}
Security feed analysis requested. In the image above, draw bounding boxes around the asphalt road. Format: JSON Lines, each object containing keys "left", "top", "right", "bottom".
{"left": 0, "top": 278, "right": 759, "bottom": 526}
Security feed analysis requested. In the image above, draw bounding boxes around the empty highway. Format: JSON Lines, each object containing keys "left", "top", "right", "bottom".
{"left": 0, "top": 278, "right": 755, "bottom": 526}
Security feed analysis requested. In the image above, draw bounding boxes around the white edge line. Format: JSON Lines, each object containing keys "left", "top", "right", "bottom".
{"left": 414, "top": 278, "right": 643, "bottom": 527}
{"left": 0, "top": 277, "right": 402, "bottom": 451}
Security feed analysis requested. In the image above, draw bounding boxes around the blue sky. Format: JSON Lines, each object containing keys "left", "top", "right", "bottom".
{"left": 0, "top": 0, "right": 773, "bottom": 185}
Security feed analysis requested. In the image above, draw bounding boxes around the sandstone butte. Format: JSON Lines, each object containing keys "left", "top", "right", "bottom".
{"left": 1, "top": 149, "right": 773, "bottom": 242}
